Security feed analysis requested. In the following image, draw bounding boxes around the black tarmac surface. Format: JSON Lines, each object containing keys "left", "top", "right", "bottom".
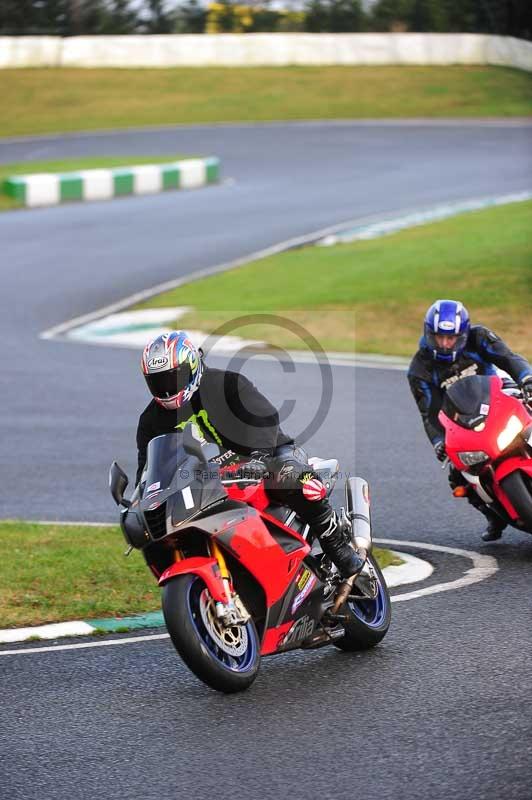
{"left": 0, "top": 121, "right": 531, "bottom": 800}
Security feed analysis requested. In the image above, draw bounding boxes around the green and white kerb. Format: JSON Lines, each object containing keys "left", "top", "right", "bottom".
{"left": 3, "top": 157, "right": 220, "bottom": 208}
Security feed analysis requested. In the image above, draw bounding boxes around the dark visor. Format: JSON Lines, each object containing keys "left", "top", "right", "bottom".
{"left": 145, "top": 366, "right": 191, "bottom": 399}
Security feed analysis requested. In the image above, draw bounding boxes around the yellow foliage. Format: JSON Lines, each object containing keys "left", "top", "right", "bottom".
{"left": 206, "top": 3, "right": 262, "bottom": 33}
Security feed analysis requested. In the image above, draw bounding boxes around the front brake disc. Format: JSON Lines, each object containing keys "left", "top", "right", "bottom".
{"left": 199, "top": 590, "right": 249, "bottom": 657}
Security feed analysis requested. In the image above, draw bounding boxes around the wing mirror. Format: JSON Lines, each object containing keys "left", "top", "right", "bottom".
{"left": 109, "top": 461, "right": 131, "bottom": 508}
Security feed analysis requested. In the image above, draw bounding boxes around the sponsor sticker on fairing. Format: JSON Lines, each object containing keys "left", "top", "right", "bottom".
{"left": 296, "top": 568, "right": 311, "bottom": 590}
{"left": 147, "top": 482, "right": 160, "bottom": 493}
{"left": 279, "top": 615, "right": 315, "bottom": 647}
{"left": 291, "top": 574, "right": 317, "bottom": 614}
{"left": 480, "top": 404, "right": 490, "bottom": 416}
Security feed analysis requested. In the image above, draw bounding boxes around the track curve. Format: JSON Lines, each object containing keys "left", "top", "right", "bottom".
{"left": 0, "top": 120, "right": 531, "bottom": 800}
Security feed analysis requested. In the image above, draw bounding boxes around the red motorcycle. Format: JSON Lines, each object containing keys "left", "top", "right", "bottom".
{"left": 109, "top": 424, "right": 391, "bottom": 693}
{"left": 439, "top": 375, "right": 532, "bottom": 534}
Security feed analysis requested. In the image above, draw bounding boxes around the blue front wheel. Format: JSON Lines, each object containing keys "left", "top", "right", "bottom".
{"left": 162, "top": 574, "right": 260, "bottom": 693}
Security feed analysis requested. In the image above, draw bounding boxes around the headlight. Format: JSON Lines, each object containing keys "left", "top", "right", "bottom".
{"left": 458, "top": 451, "right": 489, "bottom": 467}
{"left": 496, "top": 415, "right": 524, "bottom": 451}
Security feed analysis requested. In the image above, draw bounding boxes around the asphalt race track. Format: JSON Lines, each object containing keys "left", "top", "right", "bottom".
{"left": 1, "top": 120, "right": 531, "bottom": 800}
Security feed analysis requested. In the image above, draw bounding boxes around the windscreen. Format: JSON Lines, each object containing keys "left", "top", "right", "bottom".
{"left": 443, "top": 376, "right": 492, "bottom": 429}
{"left": 141, "top": 431, "right": 227, "bottom": 532}
{"left": 143, "top": 431, "right": 189, "bottom": 493}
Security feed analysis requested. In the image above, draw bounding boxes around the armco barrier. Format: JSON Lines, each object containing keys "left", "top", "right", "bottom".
{"left": 0, "top": 34, "right": 530, "bottom": 71}
{"left": 3, "top": 157, "right": 220, "bottom": 208}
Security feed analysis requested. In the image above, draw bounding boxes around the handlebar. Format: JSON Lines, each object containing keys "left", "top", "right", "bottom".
{"left": 220, "top": 476, "right": 263, "bottom": 486}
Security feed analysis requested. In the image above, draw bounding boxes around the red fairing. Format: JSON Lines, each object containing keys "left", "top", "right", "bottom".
{"left": 491, "top": 458, "right": 532, "bottom": 519}
{"left": 490, "top": 479, "right": 520, "bottom": 519}
{"left": 158, "top": 556, "right": 227, "bottom": 603}
{"left": 226, "top": 480, "right": 270, "bottom": 511}
{"left": 494, "top": 457, "right": 532, "bottom": 484}
{"left": 224, "top": 478, "right": 310, "bottom": 604}
{"left": 439, "top": 376, "right": 531, "bottom": 470}
{"left": 260, "top": 622, "right": 293, "bottom": 656}
{"left": 217, "top": 512, "right": 309, "bottom": 607}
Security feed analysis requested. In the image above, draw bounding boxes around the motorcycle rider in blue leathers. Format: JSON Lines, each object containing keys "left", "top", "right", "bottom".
{"left": 408, "top": 299, "right": 532, "bottom": 541}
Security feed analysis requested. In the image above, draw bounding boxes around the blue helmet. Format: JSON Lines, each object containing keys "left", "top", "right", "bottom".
{"left": 423, "top": 299, "right": 470, "bottom": 362}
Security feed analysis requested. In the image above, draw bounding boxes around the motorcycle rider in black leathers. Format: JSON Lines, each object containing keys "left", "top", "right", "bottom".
{"left": 408, "top": 299, "right": 532, "bottom": 541}
{"left": 136, "top": 330, "right": 364, "bottom": 577}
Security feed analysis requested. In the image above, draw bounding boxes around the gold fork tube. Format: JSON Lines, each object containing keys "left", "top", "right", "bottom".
{"left": 210, "top": 539, "right": 230, "bottom": 579}
{"left": 210, "top": 539, "right": 232, "bottom": 603}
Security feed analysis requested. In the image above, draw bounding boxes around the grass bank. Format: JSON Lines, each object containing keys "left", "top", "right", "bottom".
{"left": 1, "top": 66, "right": 531, "bottom": 137}
{"left": 0, "top": 154, "right": 190, "bottom": 210}
{"left": 137, "top": 200, "right": 532, "bottom": 360}
{"left": 0, "top": 521, "right": 400, "bottom": 628}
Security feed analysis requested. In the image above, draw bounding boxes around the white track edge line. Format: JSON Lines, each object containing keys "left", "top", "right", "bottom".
{"left": 38, "top": 209, "right": 410, "bottom": 339}
{"left": 39, "top": 191, "right": 531, "bottom": 344}
{"left": 3, "top": 117, "right": 532, "bottom": 146}
{"left": 0, "top": 633, "right": 170, "bottom": 656}
{"left": 0, "top": 539, "right": 498, "bottom": 656}
{"left": 375, "top": 538, "right": 498, "bottom": 602}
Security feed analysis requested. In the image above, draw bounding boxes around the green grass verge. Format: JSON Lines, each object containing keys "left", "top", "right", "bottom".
{"left": 1, "top": 66, "right": 531, "bottom": 137}
{"left": 0, "top": 521, "right": 400, "bottom": 629}
{"left": 1, "top": 522, "right": 158, "bottom": 627}
{"left": 137, "top": 200, "right": 532, "bottom": 360}
{"left": 0, "top": 154, "right": 190, "bottom": 210}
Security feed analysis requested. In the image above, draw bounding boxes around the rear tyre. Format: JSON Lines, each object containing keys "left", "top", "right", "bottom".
{"left": 162, "top": 574, "right": 260, "bottom": 693}
{"left": 334, "top": 554, "right": 391, "bottom": 652}
{"left": 500, "top": 471, "right": 532, "bottom": 532}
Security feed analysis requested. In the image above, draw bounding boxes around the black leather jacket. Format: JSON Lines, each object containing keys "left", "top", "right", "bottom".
{"left": 408, "top": 325, "right": 532, "bottom": 446}
{"left": 136, "top": 366, "right": 293, "bottom": 484}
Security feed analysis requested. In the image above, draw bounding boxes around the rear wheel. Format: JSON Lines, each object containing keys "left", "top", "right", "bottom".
{"left": 500, "top": 471, "right": 532, "bottom": 532}
{"left": 334, "top": 554, "right": 391, "bottom": 651}
{"left": 162, "top": 574, "right": 260, "bottom": 693}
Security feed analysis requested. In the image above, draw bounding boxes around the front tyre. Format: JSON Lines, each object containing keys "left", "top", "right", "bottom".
{"left": 334, "top": 554, "right": 391, "bottom": 651}
{"left": 500, "top": 471, "right": 532, "bottom": 532}
{"left": 162, "top": 574, "right": 260, "bottom": 693}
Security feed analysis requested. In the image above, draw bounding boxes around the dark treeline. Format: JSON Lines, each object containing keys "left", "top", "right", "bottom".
{"left": 1, "top": 0, "right": 530, "bottom": 40}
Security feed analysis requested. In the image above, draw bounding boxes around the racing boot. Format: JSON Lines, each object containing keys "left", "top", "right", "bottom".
{"left": 314, "top": 510, "right": 365, "bottom": 578}
{"left": 463, "top": 484, "right": 506, "bottom": 542}
{"left": 474, "top": 503, "right": 506, "bottom": 542}
{"left": 481, "top": 516, "right": 506, "bottom": 542}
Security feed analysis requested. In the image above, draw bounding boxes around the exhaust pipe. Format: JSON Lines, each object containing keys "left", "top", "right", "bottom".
{"left": 345, "top": 477, "right": 372, "bottom": 554}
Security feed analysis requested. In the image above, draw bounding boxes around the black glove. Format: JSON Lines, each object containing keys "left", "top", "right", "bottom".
{"left": 433, "top": 440, "right": 446, "bottom": 462}
{"left": 234, "top": 451, "right": 269, "bottom": 480}
{"left": 520, "top": 376, "right": 532, "bottom": 405}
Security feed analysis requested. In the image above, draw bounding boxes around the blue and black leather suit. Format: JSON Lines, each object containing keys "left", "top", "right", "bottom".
{"left": 408, "top": 325, "right": 532, "bottom": 449}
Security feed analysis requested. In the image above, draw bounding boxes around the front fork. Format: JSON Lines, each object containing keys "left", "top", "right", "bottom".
{"left": 209, "top": 539, "right": 250, "bottom": 626}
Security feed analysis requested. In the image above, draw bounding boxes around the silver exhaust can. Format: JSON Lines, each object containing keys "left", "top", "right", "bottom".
{"left": 345, "top": 477, "right": 372, "bottom": 553}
